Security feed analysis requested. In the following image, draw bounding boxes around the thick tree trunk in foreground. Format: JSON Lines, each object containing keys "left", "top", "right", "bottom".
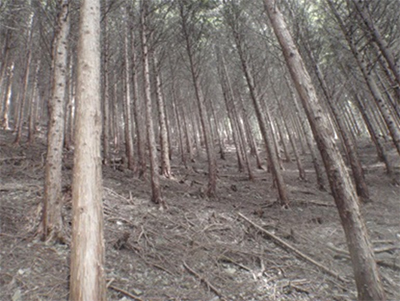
{"left": 264, "top": 1, "right": 386, "bottom": 300}
{"left": 43, "top": 0, "right": 70, "bottom": 243}
{"left": 69, "top": 0, "right": 106, "bottom": 299}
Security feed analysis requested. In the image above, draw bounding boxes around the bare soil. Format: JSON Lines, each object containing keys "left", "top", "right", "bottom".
{"left": 1, "top": 128, "right": 399, "bottom": 301}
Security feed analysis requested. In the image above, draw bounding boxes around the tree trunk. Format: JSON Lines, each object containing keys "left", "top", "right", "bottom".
{"left": 69, "top": 0, "right": 106, "bottom": 298}
{"left": 265, "top": 1, "right": 386, "bottom": 299}
{"left": 64, "top": 57, "right": 74, "bottom": 149}
{"left": 123, "top": 7, "right": 135, "bottom": 170}
{"left": 238, "top": 94, "right": 263, "bottom": 169}
{"left": 141, "top": 0, "right": 163, "bottom": 205}
{"left": 233, "top": 27, "right": 289, "bottom": 206}
{"left": 128, "top": 8, "right": 146, "bottom": 177}
{"left": 350, "top": 0, "right": 400, "bottom": 86}
{"left": 217, "top": 51, "right": 244, "bottom": 172}
{"left": 153, "top": 54, "right": 171, "bottom": 177}
{"left": 43, "top": 0, "right": 70, "bottom": 243}
{"left": 0, "top": 30, "right": 11, "bottom": 118}
{"left": 101, "top": 0, "right": 110, "bottom": 165}
{"left": 14, "top": 8, "right": 34, "bottom": 144}
{"left": 1, "top": 62, "right": 14, "bottom": 130}
{"left": 306, "top": 48, "right": 370, "bottom": 201}
{"left": 180, "top": 2, "right": 217, "bottom": 197}
{"left": 352, "top": 90, "right": 392, "bottom": 174}
{"left": 28, "top": 62, "right": 41, "bottom": 144}
{"left": 328, "top": 0, "right": 400, "bottom": 156}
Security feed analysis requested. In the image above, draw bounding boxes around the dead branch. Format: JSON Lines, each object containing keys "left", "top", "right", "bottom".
{"left": 183, "top": 261, "right": 226, "bottom": 300}
{"left": 297, "top": 199, "right": 335, "bottom": 207}
{"left": 108, "top": 284, "right": 144, "bottom": 301}
{"left": 0, "top": 156, "right": 26, "bottom": 162}
{"left": 374, "top": 245, "right": 400, "bottom": 254}
{"left": 238, "top": 212, "right": 347, "bottom": 283}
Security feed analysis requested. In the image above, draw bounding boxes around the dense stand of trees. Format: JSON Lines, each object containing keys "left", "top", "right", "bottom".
{"left": 1, "top": 0, "right": 399, "bottom": 299}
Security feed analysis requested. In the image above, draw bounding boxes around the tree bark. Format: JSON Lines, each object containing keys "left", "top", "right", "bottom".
{"left": 128, "top": 7, "right": 146, "bottom": 177}
{"left": 233, "top": 26, "right": 289, "bottom": 206}
{"left": 264, "top": 1, "right": 386, "bottom": 299}
{"left": 123, "top": 6, "right": 135, "bottom": 170}
{"left": 43, "top": 0, "right": 70, "bottom": 243}
{"left": 101, "top": 0, "right": 110, "bottom": 165}
{"left": 153, "top": 54, "right": 171, "bottom": 177}
{"left": 1, "top": 62, "right": 14, "bottom": 130}
{"left": 28, "top": 62, "right": 41, "bottom": 144}
{"left": 350, "top": 0, "right": 400, "bottom": 86}
{"left": 141, "top": 0, "right": 163, "bottom": 205}
{"left": 179, "top": 2, "right": 217, "bottom": 197}
{"left": 328, "top": 0, "right": 400, "bottom": 156}
{"left": 14, "top": 8, "right": 34, "bottom": 144}
{"left": 69, "top": 0, "right": 106, "bottom": 298}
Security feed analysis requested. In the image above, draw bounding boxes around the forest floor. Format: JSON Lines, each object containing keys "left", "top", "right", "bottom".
{"left": 1, "top": 128, "right": 400, "bottom": 301}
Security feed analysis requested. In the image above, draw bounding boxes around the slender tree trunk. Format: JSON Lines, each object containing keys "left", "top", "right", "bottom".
{"left": 275, "top": 118, "right": 291, "bottom": 163}
{"left": 350, "top": 0, "right": 400, "bottom": 86}
{"left": 307, "top": 49, "right": 370, "bottom": 201}
{"left": 28, "top": 62, "right": 41, "bottom": 144}
{"left": 180, "top": 2, "right": 217, "bottom": 197}
{"left": 238, "top": 95, "right": 263, "bottom": 169}
{"left": 123, "top": 7, "right": 135, "bottom": 170}
{"left": 101, "top": 0, "right": 110, "bottom": 165}
{"left": 1, "top": 62, "right": 14, "bottom": 130}
{"left": 43, "top": 0, "right": 70, "bottom": 243}
{"left": 217, "top": 52, "right": 244, "bottom": 171}
{"left": 69, "top": 0, "right": 106, "bottom": 298}
{"left": 128, "top": 9, "right": 146, "bottom": 177}
{"left": 14, "top": 9, "right": 34, "bottom": 144}
{"left": 352, "top": 91, "right": 392, "bottom": 174}
{"left": 328, "top": 0, "right": 400, "bottom": 156}
{"left": 265, "top": 1, "right": 386, "bottom": 299}
{"left": 233, "top": 28, "right": 289, "bottom": 206}
{"left": 141, "top": 0, "right": 163, "bottom": 205}
{"left": 0, "top": 30, "right": 11, "bottom": 116}
{"left": 64, "top": 56, "right": 74, "bottom": 149}
{"left": 208, "top": 98, "right": 225, "bottom": 160}
{"left": 153, "top": 54, "right": 171, "bottom": 177}
{"left": 171, "top": 84, "right": 186, "bottom": 168}
{"left": 182, "top": 104, "right": 194, "bottom": 162}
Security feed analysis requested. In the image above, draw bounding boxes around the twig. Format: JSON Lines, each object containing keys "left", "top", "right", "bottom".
{"left": 218, "top": 255, "right": 252, "bottom": 272}
{"left": 183, "top": 261, "right": 226, "bottom": 300}
{"left": 374, "top": 245, "right": 400, "bottom": 254}
{"left": 0, "top": 156, "right": 26, "bottom": 162}
{"left": 328, "top": 243, "right": 400, "bottom": 270}
{"left": 104, "top": 187, "right": 131, "bottom": 203}
{"left": 297, "top": 199, "right": 335, "bottom": 207}
{"left": 238, "top": 212, "right": 347, "bottom": 283}
{"left": 108, "top": 284, "right": 144, "bottom": 301}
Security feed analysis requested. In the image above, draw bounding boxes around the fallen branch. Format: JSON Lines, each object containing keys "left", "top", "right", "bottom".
{"left": 297, "top": 199, "right": 335, "bottom": 207}
{"left": 238, "top": 212, "right": 347, "bottom": 283}
{"left": 183, "top": 261, "right": 226, "bottom": 300}
{"left": 0, "top": 156, "right": 26, "bottom": 162}
{"left": 328, "top": 243, "right": 400, "bottom": 271}
{"left": 108, "top": 284, "right": 144, "bottom": 301}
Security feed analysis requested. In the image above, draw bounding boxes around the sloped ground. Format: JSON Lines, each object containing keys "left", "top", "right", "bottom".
{"left": 1, "top": 128, "right": 399, "bottom": 301}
